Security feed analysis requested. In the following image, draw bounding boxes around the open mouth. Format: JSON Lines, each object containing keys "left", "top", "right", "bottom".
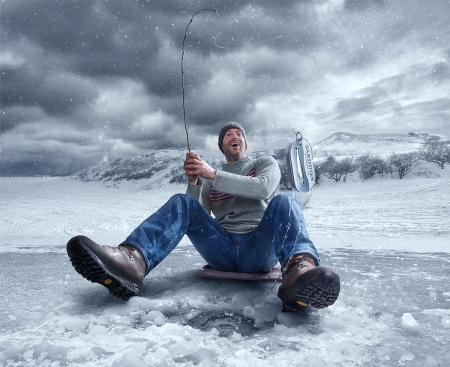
{"left": 230, "top": 142, "right": 240, "bottom": 148}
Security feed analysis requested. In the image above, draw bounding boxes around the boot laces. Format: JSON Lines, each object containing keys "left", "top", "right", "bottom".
{"left": 283, "top": 253, "right": 316, "bottom": 274}
{"left": 120, "top": 245, "right": 138, "bottom": 261}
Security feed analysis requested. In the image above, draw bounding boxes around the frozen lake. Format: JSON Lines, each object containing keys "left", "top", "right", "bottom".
{"left": 1, "top": 174, "right": 449, "bottom": 366}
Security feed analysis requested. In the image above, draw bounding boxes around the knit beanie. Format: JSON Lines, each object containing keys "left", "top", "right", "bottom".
{"left": 218, "top": 122, "right": 248, "bottom": 152}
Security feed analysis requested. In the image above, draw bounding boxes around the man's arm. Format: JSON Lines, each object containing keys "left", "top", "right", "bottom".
{"left": 212, "top": 156, "right": 281, "bottom": 200}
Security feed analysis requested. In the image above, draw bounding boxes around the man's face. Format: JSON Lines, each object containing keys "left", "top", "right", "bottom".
{"left": 222, "top": 128, "right": 246, "bottom": 162}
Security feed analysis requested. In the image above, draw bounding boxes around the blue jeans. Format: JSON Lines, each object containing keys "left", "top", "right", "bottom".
{"left": 121, "top": 193, "right": 320, "bottom": 276}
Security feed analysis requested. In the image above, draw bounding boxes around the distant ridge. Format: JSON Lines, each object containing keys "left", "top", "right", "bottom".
{"left": 313, "top": 132, "right": 447, "bottom": 158}
{"left": 72, "top": 148, "right": 286, "bottom": 189}
{"left": 73, "top": 149, "right": 225, "bottom": 189}
{"left": 72, "top": 132, "right": 448, "bottom": 187}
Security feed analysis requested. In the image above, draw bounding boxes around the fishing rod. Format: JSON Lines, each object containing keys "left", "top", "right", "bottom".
{"left": 181, "top": 9, "right": 217, "bottom": 152}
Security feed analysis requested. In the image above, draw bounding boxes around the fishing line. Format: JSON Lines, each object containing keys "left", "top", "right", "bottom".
{"left": 213, "top": 12, "right": 247, "bottom": 49}
{"left": 238, "top": 35, "right": 283, "bottom": 104}
{"left": 213, "top": 11, "right": 282, "bottom": 103}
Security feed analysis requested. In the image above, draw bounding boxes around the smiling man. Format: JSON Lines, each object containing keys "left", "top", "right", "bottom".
{"left": 67, "top": 122, "right": 340, "bottom": 312}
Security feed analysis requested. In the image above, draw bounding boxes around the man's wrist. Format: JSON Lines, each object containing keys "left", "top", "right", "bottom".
{"left": 200, "top": 169, "right": 217, "bottom": 181}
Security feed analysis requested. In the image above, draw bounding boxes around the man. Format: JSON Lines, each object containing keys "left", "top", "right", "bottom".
{"left": 67, "top": 122, "right": 340, "bottom": 312}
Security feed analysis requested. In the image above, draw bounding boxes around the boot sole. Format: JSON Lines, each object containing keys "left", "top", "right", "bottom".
{"left": 279, "top": 266, "right": 340, "bottom": 312}
{"left": 67, "top": 236, "right": 143, "bottom": 301}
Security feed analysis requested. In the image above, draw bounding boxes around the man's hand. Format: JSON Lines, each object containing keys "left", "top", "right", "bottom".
{"left": 184, "top": 152, "right": 217, "bottom": 184}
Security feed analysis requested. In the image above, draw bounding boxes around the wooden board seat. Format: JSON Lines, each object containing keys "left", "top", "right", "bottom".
{"left": 198, "top": 264, "right": 282, "bottom": 282}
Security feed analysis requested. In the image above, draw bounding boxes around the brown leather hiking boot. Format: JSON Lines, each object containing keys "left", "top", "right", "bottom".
{"left": 67, "top": 236, "right": 146, "bottom": 301}
{"left": 277, "top": 253, "right": 340, "bottom": 312}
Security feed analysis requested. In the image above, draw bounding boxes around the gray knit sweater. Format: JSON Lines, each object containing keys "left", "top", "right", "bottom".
{"left": 186, "top": 156, "right": 281, "bottom": 234}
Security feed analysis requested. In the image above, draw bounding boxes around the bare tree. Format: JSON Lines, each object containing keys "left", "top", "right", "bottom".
{"left": 418, "top": 144, "right": 450, "bottom": 169}
{"left": 278, "top": 158, "right": 290, "bottom": 189}
{"left": 314, "top": 162, "right": 322, "bottom": 185}
{"left": 377, "top": 159, "right": 391, "bottom": 178}
{"left": 319, "top": 156, "right": 339, "bottom": 182}
{"left": 340, "top": 157, "right": 356, "bottom": 182}
{"left": 357, "top": 153, "right": 385, "bottom": 180}
{"left": 321, "top": 156, "right": 356, "bottom": 182}
{"left": 389, "top": 152, "right": 418, "bottom": 179}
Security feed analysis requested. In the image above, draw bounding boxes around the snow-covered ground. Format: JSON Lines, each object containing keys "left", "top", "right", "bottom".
{"left": 1, "top": 170, "right": 449, "bottom": 366}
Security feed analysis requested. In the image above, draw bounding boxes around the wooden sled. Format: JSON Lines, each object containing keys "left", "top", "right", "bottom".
{"left": 198, "top": 265, "right": 283, "bottom": 282}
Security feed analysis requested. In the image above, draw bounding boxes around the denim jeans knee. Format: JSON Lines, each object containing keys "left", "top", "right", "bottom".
{"left": 121, "top": 192, "right": 320, "bottom": 276}
{"left": 258, "top": 193, "right": 320, "bottom": 266}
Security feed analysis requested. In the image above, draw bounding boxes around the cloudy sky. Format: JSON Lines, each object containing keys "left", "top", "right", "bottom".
{"left": 1, "top": 0, "right": 449, "bottom": 176}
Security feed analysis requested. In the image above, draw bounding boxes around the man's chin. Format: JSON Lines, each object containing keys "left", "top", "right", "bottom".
{"left": 231, "top": 152, "right": 245, "bottom": 159}
{"left": 224, "top": 149, "right": 245, "bottom": 162}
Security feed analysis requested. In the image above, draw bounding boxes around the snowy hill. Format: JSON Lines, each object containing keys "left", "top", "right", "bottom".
{"left": 72, "top": 148, "right": 286, "bottom": 189}
{"left": 73, "top": 149, "right": 225, "bottom": 189}
{"left": 313, "top": 131, "right": 447, "bottom": 159}
{"left": 72, "top": 132, "right": 448, "bottom": 187}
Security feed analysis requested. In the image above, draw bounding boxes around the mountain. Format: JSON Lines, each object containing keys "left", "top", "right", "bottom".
{"left": 73, "top": 149, "right": 225, "bottom": 189}
{"left": 72, "top": 148, "right": 287, "bottom": 189}
{"left": 312, "top": 132, "right": 447, "bottom": 159}
{"left": 72, "top": 132, "right": 448, "bottom": 188}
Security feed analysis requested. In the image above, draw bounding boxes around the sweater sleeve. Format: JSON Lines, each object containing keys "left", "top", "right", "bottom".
{"left": 186, "top": 179, "right": 202, "bottom": 200}
{"left": 212, "top": 156, "right": 281, "bottom": 200}
{"left": 186, "top": 179, "right": 212, "bottom": 214}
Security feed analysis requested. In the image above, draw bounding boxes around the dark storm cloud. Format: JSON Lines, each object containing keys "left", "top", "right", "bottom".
{"left": 327, "top": 58, "right": 450, "bottom": 137}
{"left": 1, "top": 106, "right": 46, "bottom": 133}
{"left": 345, "top": 49, "right": 376, "bottom": 70}
{"left": 2, "top": 66, "right": 97, "bottom": 116}
{"left": 428, "top": 62, "right": 450, "bottom": 82}
{"left": 336, "top": 97, "right": 374, "bottom": 119}
{"left": 1, "top": 0, "right": 449, "bottom": 175}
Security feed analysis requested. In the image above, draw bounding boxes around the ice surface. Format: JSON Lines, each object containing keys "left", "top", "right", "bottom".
{"left": 441, "top": 315, "right": 450, "bottom": 328}
{"left": 1, "top": 172, "right": 450, "bottom": 366}
{"left": 401, "top": 313, "right": 420, "bottom": 333}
